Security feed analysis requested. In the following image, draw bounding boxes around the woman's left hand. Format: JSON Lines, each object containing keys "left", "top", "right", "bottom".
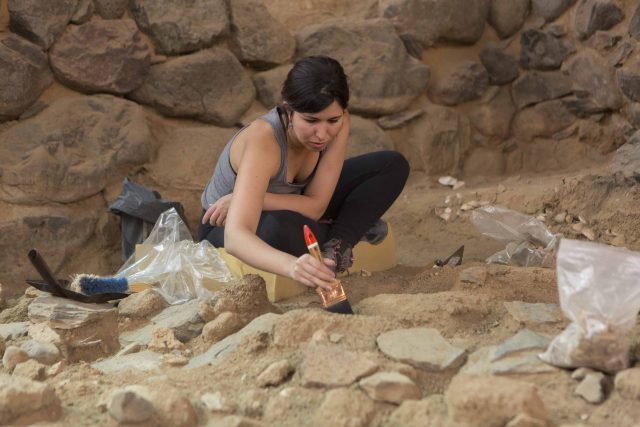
{"left": 202, "top": 193, "right": 233, "bottom": 226}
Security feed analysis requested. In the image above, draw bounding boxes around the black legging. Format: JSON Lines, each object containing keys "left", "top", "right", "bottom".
{"left": 197, "top": 150, "right": 409, "bottom": 256}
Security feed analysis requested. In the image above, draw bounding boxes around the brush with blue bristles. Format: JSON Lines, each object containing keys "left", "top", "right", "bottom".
{"left": 70, "top": 274, "right": 153, "bottom": 295}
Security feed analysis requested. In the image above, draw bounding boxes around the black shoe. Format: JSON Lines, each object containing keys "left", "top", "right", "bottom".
{"left": 361, "top": 219, "right": 388, "bottom": 245}
{"left": 321, "top": 238, "right": 354, "bottom": 274}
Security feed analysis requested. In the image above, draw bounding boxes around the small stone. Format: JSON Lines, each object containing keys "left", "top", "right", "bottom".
{"left": 118, "top": 289, "right": 167, "bottom": 318}
{"left": 554, "top": 212, "right": 567, "bottom": 223}
{"left": 614, "top": 367, "right": 640, "bottom": 400}
{"left": 12, "top": 359, "right": 47, "bottom": 381}
{"left": 201, "top": 392, "right": 235, "bottom": 413}
{"left": 202, "top": 311, "right": 244, "bottom": 343}
{"left": 572, "top": 367, "right": 597, "bottom": 381}
{"left": 257, "top": 360, "right": 294, "bottom": 387}
{"left": 574, "top": 372, "right": 607, "bottom": 404}
{"left": 107, "top": 387, "right": 155, "bottom": 424}
{"left": 2, "top": 346, "right": 29, "bottom": 371}
{"left": 358, "top": 371, "right": 421, "bottom": 404}
{"left": 438, "top": 176, "right": 458, "bottom": 187}
{"left": 581, "top": 227, "right": 596, "bottom": 240}
{"left": 147, "top": 328, "right": 185, "bottom": 353}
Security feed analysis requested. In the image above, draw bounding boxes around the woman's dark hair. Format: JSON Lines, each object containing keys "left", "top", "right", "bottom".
{"left": 281, "top": 56, "right": 349, "bottom": 113}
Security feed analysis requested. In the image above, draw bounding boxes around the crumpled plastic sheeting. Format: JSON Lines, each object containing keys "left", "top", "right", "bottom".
{"left": 116, "top": 208, "right": 233, "bottom": 304}
{"left": 470, "top": 204, "right": 561, "bottom": 268}
{"left": 539, "top": 239, "right": 640, "bottom": 373}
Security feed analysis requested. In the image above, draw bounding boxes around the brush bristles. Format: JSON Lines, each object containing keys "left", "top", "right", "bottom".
{"left": 70, "top": 274, "right": 129, "bottom": 295}
{"left": 325, "top": 299, "right": 354, "bottom": 315}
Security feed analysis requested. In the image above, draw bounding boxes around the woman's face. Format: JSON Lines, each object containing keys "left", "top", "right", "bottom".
{"left": 289, "top": 100, "right": 344, "bottom": 152}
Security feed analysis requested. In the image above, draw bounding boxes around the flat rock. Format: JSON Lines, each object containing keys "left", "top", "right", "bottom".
{"left": 151, "top": 299, "right": 203, "bottom": 342}
{"left": 575, "top": 0, "right": 624, "bottom": 41}
{"left": 504, "top": 301, "right": 563, "bottom": 324}
{"left": 492, "top": 329, "right": 552, "bottom": 361}
{"left": 119, "top": 323, "right": 155, "bottom": 347}
{"left": 358, "top": 371, "right": 421, "bottom": 404}
{"left": 92, "top": 350, "right": 163, "bottom": 374}
{"left": 512, "top": 71, "right": 573, "bottom": 109}
{"left": 377, "top": 328, "right": 466, "bottom": 372}
{"left": 300, "top": 342, "right": 379, "bottom": 388}
{"left": 186, "top": 313, "right": 281, "bottom": 369}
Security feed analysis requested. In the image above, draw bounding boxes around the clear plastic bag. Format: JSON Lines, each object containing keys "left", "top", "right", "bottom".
{"left": 539, "top": 239, "right": 640, "bottom": 373}
{"left": 470, "top": 204, "right": 560, "bottom": 267}
{"left": 116, "top": 208, "right": 233, "bottom": 304}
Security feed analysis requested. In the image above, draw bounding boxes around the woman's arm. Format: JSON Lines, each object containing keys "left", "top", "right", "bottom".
{"left": 262, "top": 111, "right": 351, "bottom": 220}
{"left": 223, "top": 124, "right": 336, "bottom": 290}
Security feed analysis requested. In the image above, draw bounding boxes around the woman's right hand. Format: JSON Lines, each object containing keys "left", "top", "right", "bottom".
{"left": 289, "top": 254, "right": 337, "bottom": 291}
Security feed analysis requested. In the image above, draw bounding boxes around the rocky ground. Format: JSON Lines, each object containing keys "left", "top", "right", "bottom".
{"left": 2, "top": 163, "right": 640, "bottom": 427}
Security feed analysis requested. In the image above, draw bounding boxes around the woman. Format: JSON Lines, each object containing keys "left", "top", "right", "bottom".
{"left": 198, "top": 56, "right": 409, "bottom": 291}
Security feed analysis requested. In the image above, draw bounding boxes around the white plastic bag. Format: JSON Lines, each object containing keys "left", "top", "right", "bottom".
{"left": 539, "top": 239, "right": 640, "bottom": 373}
{"left": 116, "top": 208, "right": 233, "bottom": 304}
{"left": 470, "top": 205, "right": 560, "bottom": 267}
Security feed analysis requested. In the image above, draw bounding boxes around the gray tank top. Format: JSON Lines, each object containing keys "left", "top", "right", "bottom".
{"left": 201, "top": 107, "right": 319, "bottom": 209}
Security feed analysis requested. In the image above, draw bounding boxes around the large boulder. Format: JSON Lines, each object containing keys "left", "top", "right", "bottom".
{"left": 379, "top": 0, "right": 491, "bottom": 46}
{"left": 49, "top": 19, "right": 151, "bottom": 94}
{"left": 0, "top": 95, "right": 153, "bottom": 204}
{"left": 575, "top": 0, "right": 625, "bottom": 41}
{"left": 130, "top": 0, "right": 229, "bottom": 55}
{"left": 489, "top": 0, "right": 530, "bottom": 39}
{"left": 228, "top": 0, "right": 295, "bottom": 68}
{"left": 129, "top": 48, "right": 255, "bottom": 126}
{"left": 0, "top": 34, "right": 53, "bottom": 122}
{"left": 295, "top": 18, "right": 429, "bottom": 116}
{"left": 8, "top": 0, "right": 77, "bottom": 49}
{"left": 563, "top": 49, "right": 623, "bottom": 111}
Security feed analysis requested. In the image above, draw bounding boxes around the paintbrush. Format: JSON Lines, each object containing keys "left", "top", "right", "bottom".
{"left": 69, "top": 274, "right": 153, "bottom": 295}
{"left": 303, "top": 225, "right": 354, "bottom": 315}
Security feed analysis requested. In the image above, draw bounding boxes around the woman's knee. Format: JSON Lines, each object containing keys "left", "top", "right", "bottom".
{"left": 256, "top": 210, "right": 310, "bottom": 250}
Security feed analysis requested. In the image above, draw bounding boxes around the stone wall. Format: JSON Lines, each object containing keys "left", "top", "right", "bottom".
{"left": 1, "top": 0, "right": 639, "bottom": 295}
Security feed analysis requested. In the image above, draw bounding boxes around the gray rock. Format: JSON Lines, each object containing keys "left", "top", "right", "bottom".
{"left": 300, "top": 342, "right": 379, "bottom": 388}
{"left": 347, "top": 116, "right": 395, "bottom": 159}
{"left": 563, "top": 50, "right": 623, "bottom": 111}
{"left": 0, "top": 95, "right": 153, "bottom": 204}
{"left": 119, "top": 323, "right": 154, "bottom": 347}
{"left": 520, "top": 29, "right": 575, "bottom": 70}
{"left": 614, "top": 367, "right": 640, "bottom": 400}
{"left": 49, "top": 19, "right": 151, "bottom": 94}
{"left": 71, "top": 0, "right": 94, "bottom": 24}
{"left": 489, "top": 0, "right": 531, "bottom": 39}
{"left": 229, "top": 0, "right": 295, "bottom": 67}
{"left": 575, "top": 0, "right": 624, "bottom": 41}
{"left": 0, "top": 34, "right": 53, "bottom": 122}
{"left": 574, "top": 372, "right": 607, "bottom": 403}
{"left": 532, "top": 0, "right": 577, "bottom": 22}
{"left": 0, "top": 374, "right": 61, "bottom": 425}
{"left": 380, "top": 0, "right": 490, "bottom": 45}
{"left": 469, "top": 87, "right": 516, "bottom": 139}
{"left": 186, "top": 313, "right": 281, "bottom": 369}
{"left": 610, "top": 130, "right": 640, "bottom": 177}
{"left": 296, "top": 18, "right": 429, "bottom": 116}
{"left": 118, "top": 289, "right": 168, "bottom": 318}
{"left": 151, "top": 299, "right": 203, "bottom": 342}
{"left": 480, "top": 46, "right": 520, "bottom": 85}
{"left": 7, "top": 0, "right": 76, "bottom": 49}
{"left": 512, "top": 71, "right": 573, "bottom": 109}
{"left": 491, "top": 352, "right": 558, "bottom": 375}
{"left": 20, "top": 340, "right": 60, "bottom": 365}
{"left": 0, "top": 321, "right": 30, "bottom": 341}
{"left": 94, "top": 0, "right": 129, "bottom": 19}
{"left": 493, "top": 329, "right": 551, "bottom": 361}
{"left": 131, "top": 0, "right": 228, "bottom": 55}
{"left": 92, "top": 350, "right": 163, "bottom": 373}
{"left": 631, "top": 6, "right": 640, "bottom": 40}
{"left": 377, "top": 328, "right": 466, "bottom": 372}
{"left": 107, "top": 387, "right": 155, "bottom": 423}
{"left": 504, "top": 301, "right": 563, "bottom": 324}
{"left": 358, "top": 371, "right": 421, "bottom": 404}
{"left": 617, "top": 68, "right": 640, "bottom": 102}
{"left": 252, "top": 65, "right": 290, "bottom": 108}
{"left": 512, "top": 99, "right": 576, "bottom": 140}
{"left": 430, "top": 61, "right": 489, "bottom": 105}
{"left": 129, "top": 48, "right": 255, "bottom": 126}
